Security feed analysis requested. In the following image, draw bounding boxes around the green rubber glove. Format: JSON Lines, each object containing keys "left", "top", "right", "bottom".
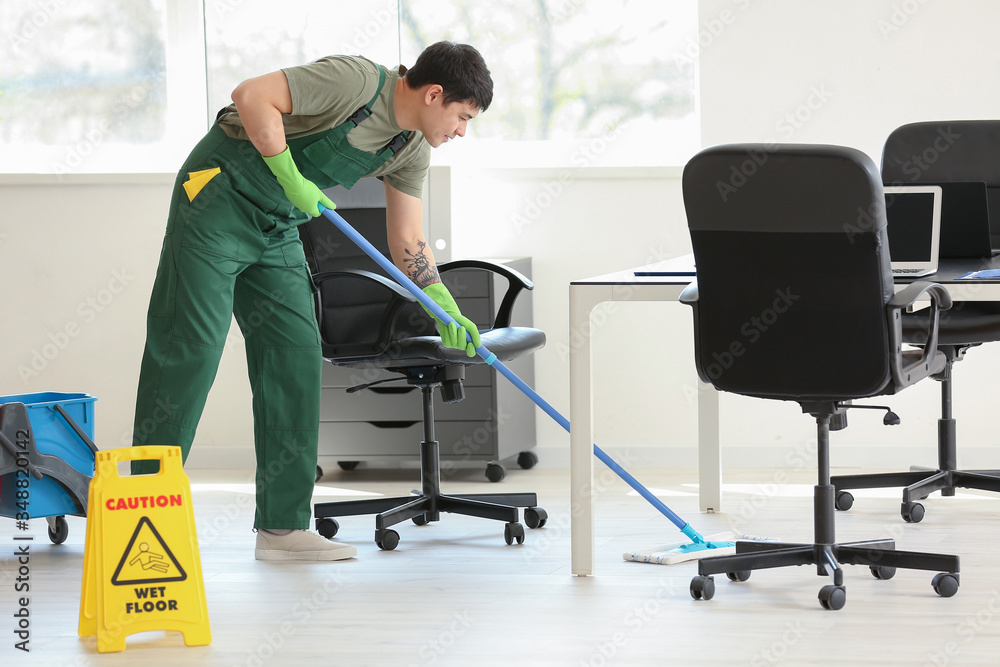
{"left": 262, "top": 146, "right": 335, "bottom": 217}
{"left": 420, "top": 282, "right": 482, "bottom": 357}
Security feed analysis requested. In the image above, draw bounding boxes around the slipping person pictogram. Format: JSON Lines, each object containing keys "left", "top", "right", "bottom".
{"left": 129, "top": 543, "right": 171, "bottom": 573}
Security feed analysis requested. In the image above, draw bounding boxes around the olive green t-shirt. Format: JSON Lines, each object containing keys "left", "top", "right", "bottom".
{"left": 217, "top": 55, "right": 430, "bottom": 199}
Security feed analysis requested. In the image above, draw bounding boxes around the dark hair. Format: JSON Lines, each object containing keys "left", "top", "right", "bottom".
{"left": 403, "top": 41, "right": 493, "bottom": 112}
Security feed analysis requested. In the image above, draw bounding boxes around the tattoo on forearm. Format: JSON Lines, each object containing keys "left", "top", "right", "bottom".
{"left": 404, "top": 241, "right": 440, "bottom": 288}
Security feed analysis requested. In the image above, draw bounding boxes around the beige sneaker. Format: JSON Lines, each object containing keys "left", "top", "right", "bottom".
{"left": 254, "top": 529, "right": 357, "bottom": 561}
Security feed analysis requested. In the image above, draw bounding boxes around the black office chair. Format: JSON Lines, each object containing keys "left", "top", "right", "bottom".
{"left": 833, "top": 120, "right": 1000, "bottom": 522}
{"left": 680, "top": 143, "right": 960, "bottom": 609}
{"left": 299, "top": 205, "right": 548, "bottom": 551}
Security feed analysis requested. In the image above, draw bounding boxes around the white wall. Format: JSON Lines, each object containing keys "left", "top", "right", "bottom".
{"left": 4, "top": 0, "right": 1000, "bottom": 471}
{"left": 698, "top": 0, "right": 1000, "bottom": 159}
{"left": 448, "top": 0, "right": 1000, "bottom": 470}
{"left": 448, "top": 166, "right": 696, "bottom": 467}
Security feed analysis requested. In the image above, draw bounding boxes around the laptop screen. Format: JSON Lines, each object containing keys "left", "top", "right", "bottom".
{"left": 923, "top": 181, "right": 992, "bottom": 259}
{"left": 885, "top": 190, "right": 938, "bottom": 262}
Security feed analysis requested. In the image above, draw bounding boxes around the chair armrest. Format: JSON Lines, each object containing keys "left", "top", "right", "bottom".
{"left": 678, "top": 281, "right": 716, "bottom": 384}
{"left": 887, "top": 281, "right": 952, "bottom": 388}
{"left": 678, "top": 281, "right": 698, "bottom": 305}
{"left": 888, "top": 280, "right": 953, "bottom": 312}
{"left": 439, "top": 259, "right": 535, "bottom": 328}
{"left": 311, "top": 269, "right": 417, "bottom": 303}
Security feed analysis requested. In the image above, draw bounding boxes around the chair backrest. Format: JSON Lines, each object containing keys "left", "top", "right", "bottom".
{"left": 881, "top": 120, "right": 1000, "bottom": 246}
{"left": 882, "top": 120, "right": 1000, "bottom": 185}
{"left": 298, "top": 181, "right": 436, "bottom": 357}
{"left": 682, "top": 144, "right": 896, "bottom": 401}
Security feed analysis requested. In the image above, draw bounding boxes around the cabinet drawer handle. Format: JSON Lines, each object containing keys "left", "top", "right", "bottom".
{"left": 368, "top": 421, "right": 419, "bottom": 429}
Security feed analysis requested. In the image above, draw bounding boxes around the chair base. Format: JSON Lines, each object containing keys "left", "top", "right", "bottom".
{"left": 692, "top": 536, "right": 961, "bottom": 610}
{"left": 695, "top": 408, "right": 960, "bottom": 610}
{"left": 833, "top": 467, "right": 1000, "bottom": 522}
{"left": 314, "top": 489, "right": 543, "bottom": 550}
{"left": 313, "top": 369, "right": 546, "bottom": 550}
{"left": 313, "top": 436, "right": 545, "bottom": 550}
{"left": 832, "top": 358, "right": 1000, "bottom": 521}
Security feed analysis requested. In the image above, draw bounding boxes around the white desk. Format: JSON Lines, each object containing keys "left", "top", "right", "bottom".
{"left": 568, "top": 256, "right": 1000, "bottom": 576}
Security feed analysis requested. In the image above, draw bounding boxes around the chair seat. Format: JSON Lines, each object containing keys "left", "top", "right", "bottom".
{"left": 325, "top": 326, "right": 546, "bottom": 369}
{"left": 902, "top": 302, "right": 1000, "bottom": 346}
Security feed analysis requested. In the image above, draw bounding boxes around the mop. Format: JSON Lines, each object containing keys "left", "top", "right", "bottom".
{"left": 319, "top": 205, "right": 752, "bottom": 562}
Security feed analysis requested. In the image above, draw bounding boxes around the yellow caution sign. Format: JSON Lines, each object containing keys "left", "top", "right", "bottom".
{"left": 79, "top": 446, "right": 211, "bottom": 652}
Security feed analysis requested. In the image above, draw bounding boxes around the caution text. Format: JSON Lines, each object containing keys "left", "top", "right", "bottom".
{"left": 105, "top": 495, "right": 183, "bottom": 511}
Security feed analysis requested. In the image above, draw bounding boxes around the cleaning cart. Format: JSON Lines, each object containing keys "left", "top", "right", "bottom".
{"left": 0, "top": 392, "right": 97, "bottom": 543}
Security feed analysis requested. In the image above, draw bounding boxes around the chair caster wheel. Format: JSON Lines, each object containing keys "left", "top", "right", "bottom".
{"left": 517, "top": 451, "right": 538, "bottom": 469}
{"left": 902, "top": 502, "right": 925, "bottom": 523}
{"left": 337, "top": 461, "right": 360, "bottom": 471}
{"left": 376, "top": 529, "right": 400, "bottom": 551}
{"left": 835, "top": 491, "right": 854, "bottom": 511}
{"left": 690, "top": 575, "right": 715, "bottom": 600}
{"left": 870, "top": 565, "right": 896, "bottom": 580}
{"left": 504, "top": 522, "right": 525, "bottom": 545}
{"left": 412, "top": 514, "right": 429, "bottom": 526}
{"left": 47, "top": 516, "right": 69, "bottom": 544}
{"left": 819, "top": 585, "right": 846, "bottom": 610}
{"left": 316, "top": 518, "right": 340, "bottom": 539}
{"left": 524, "top": 507, "right": 548, "bottom": 529}
{"left": 932, "top": 573, "right": 959, "bottom": 598}
{"left": 315, "top": 466, "right": 323, "bottom": 483}
{"left": 726, "top": 570, "right": 751, "bottom": 582}
{"left": 486, "top": 463, "right": 506, "bottom": 483}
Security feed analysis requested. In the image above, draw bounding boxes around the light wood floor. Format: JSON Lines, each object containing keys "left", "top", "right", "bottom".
{"left": 5, "top": 462, "right": 1000, "bottom": 665}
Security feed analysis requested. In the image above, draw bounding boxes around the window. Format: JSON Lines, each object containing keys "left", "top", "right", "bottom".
{"left": 400, "top": 0, "right": 699, "bottom": 167}
{"left": 0, "top": 0, "right": 204, "bottom": 174}
{"left": 203, "top": 0, "right": 401, "bottom": 127}
{"left": 0, "top": 0, "right": 697, "bottom": 174}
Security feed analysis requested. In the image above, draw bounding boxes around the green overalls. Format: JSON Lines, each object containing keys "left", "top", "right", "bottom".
{"left": 132, "top": 67, "right": 409, "bottom": 529}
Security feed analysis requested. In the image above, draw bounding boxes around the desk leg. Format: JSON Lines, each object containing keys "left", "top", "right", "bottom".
{"left": 569, "top": 286, "right": 611, "bottom": 576}
{"left": 698, "top": 380, "right": 722, "bottom": 512}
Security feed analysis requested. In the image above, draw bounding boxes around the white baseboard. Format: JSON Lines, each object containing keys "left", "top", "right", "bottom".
{"left": 184, "top": 442, "right": 1000, "bottom": 475}
{"left": 184, "top": 443, "right": 572, "bottom": 474}
{"left": 522, "top": 443, "right": 1000, "bottom": 473}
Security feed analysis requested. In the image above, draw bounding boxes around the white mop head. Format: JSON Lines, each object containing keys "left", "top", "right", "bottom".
{"left": 623, "top": 530, "right": 780, "bottom": 565}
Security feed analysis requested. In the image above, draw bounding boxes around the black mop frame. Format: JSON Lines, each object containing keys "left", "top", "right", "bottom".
{"left": 319, "top": 205, "right": 711, "bottom": 544}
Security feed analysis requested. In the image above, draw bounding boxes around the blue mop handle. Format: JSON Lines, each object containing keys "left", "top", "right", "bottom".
{"left": 319, "top": 205, "right": 695, "bottom": 536}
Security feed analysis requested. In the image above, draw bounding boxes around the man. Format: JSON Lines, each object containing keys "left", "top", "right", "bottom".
{"left": 131, "top": 42, "right": 492, "bottom": 561}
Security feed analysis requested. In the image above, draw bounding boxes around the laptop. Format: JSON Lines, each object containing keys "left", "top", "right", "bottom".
{"left": 883, "top": 184, "right": 943, "bottom": 277}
